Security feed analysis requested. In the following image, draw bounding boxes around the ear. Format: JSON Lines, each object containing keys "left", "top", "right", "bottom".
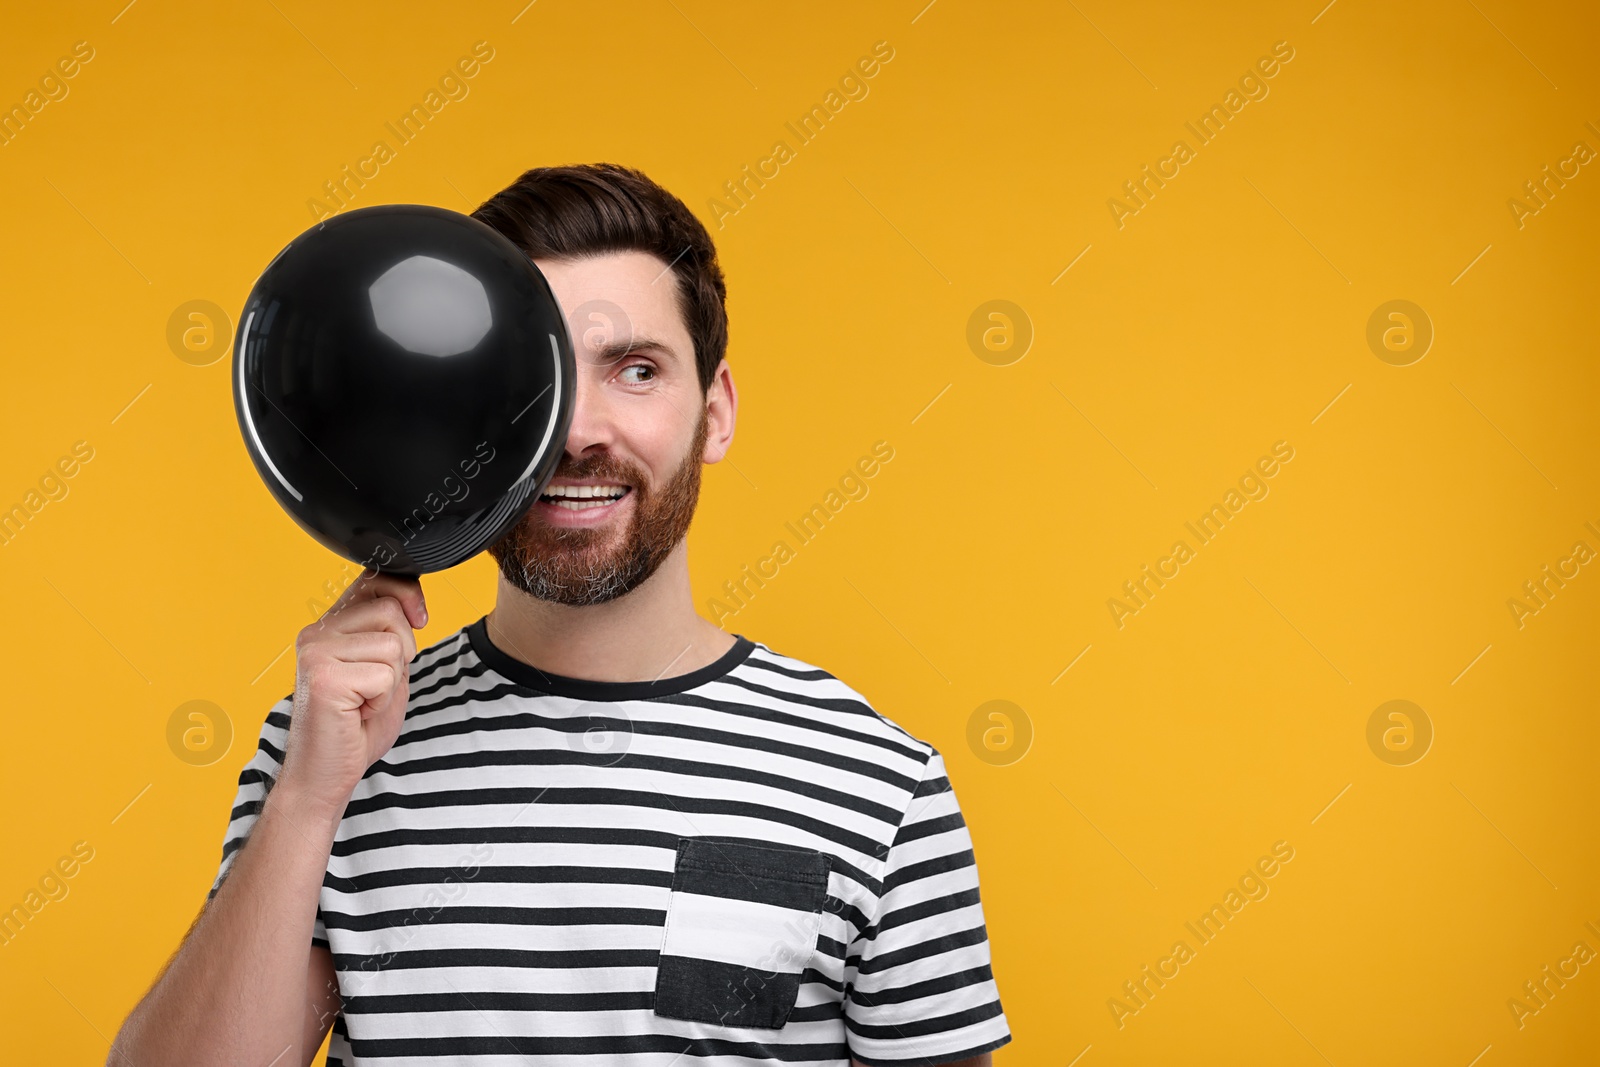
{"left": 702, "top": 358, "right": 737, "bottom": 464}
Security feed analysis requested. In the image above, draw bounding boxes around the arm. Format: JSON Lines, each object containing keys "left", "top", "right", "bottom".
{"left": 843, "top": 748, "right": 1012, "bottom": 1066}
{"left": 852, "top": 1057, "right": 992, "bottom": 1067}
{"left": 108, "top": 782, "right": 343, "bottom": 1065}
{"left": 109, "top": 572, "right": 425, "bottom": 1066}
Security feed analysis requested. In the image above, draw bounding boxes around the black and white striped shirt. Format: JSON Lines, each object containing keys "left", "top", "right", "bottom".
{"left": 211, "top": 616, "right": 1012, "bottom": 1065}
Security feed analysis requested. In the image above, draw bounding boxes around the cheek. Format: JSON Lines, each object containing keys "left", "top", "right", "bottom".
{"left": 630, "top": 416, "right": 697, "bottom": 485}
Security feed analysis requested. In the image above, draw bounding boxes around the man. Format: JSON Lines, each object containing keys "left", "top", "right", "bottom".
{"left": 111, "top": 163, "right": 1011, "bottom": 1066}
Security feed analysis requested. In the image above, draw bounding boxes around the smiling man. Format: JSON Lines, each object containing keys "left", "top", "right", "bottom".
{"left": 111, "top": 164, "right": 1010, "bottom": 1067}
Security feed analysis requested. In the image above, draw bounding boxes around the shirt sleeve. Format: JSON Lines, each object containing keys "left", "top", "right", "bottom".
{"left": 844, "top": 747, "right": 1011, "bottom": 1065}
{"left": 207, "top": 693, "right": 330, "bottom": 949}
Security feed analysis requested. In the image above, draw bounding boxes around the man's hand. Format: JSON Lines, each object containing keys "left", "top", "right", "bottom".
{"left": 278, "top": 569, "right": 426, "bottom": 820}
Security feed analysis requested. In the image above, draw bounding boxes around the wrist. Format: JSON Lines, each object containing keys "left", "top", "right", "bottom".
{"left": 266, "top": 774, "right": 348, "bottom": 837}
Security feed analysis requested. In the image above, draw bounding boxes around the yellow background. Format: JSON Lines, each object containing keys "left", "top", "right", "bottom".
{"left": 2, "top": 0, "right": 1597, "bottom": 1063}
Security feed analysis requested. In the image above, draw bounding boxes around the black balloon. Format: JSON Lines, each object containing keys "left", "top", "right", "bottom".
{"left": 233, "top": 204, "right": 575, "bottom": 577}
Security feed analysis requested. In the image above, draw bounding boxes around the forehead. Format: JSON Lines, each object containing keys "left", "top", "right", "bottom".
{"left": 532, "top": 250, "right": 687, "bottom": 357}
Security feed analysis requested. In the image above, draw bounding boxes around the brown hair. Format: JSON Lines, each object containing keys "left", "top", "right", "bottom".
{"left": 471, "top": 162, "right": 728, "bottom": 395}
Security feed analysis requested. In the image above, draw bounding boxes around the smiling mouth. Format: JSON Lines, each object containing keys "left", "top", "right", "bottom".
{"left": 538, "top": 485, "right": 633, "bottom": 511}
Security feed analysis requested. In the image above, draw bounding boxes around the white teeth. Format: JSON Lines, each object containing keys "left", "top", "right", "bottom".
{"left": 540, "top": 485, "right": 629, "bottom": 511}
{"left": 542, "top": 485, "right": 627, "bottom": 499}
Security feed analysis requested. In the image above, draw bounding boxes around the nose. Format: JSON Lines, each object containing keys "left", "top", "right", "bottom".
{"left": 560, "top": 347, "right": 619, "bottom": 465}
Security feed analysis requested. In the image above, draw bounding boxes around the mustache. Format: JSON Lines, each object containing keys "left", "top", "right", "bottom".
{"left": 550, "top": 456, "right": 645, "bottom": 486}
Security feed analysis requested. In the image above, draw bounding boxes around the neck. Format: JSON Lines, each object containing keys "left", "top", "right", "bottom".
{"left": 485, "top": 540, "right": 736, "bottom": 684}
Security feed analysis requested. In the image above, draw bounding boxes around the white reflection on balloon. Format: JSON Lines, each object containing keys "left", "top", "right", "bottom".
{"left": 368, "top": 255, "right": 492, "bottom": 357}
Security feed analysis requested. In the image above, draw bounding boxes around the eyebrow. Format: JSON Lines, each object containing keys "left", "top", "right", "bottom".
{"left": 590, "top": 335, "right": 681, "bottom": 365}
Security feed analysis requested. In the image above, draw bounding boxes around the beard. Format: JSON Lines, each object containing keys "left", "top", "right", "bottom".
{"left": 487, "top": 408, "right": 709, "bottom": 607}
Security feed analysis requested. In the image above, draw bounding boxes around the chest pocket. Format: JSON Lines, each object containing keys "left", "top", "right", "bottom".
{"left": 653, "top": 836, "right": 832, "bottom": 1030}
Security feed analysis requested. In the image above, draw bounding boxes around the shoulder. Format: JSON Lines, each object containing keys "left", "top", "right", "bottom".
{"left": 731, "top": 635, "right": 940, "bottom": 771}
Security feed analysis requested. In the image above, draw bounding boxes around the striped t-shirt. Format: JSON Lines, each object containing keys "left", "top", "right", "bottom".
{"left": 210, "top": 616, "right": 1011, "bottom": 1065}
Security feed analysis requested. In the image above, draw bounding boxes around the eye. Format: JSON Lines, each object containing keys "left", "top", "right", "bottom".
{"left": 619, "top": 362, "right": 656, "bottom": 385}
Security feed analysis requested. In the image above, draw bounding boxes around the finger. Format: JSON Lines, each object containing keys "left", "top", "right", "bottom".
{"left": 380, "top": 673, "right": 411, "bottom": 729}
{"left": 357, "top": 667, "right": 410, "bottom": 732}
{"left": 306, "top": 659, "right": 396, "bottom": 715}
{"left": 314, "top": 597, "right": 418, "bottom": 662}
{"left": 335, "top": 661, "right": 398, "bottom": 707}
{"left": 320, "top": 631, "right": 409, "bottom": 671}
{"left": 332, "top": 569, "right": 427, "bottom": 630}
